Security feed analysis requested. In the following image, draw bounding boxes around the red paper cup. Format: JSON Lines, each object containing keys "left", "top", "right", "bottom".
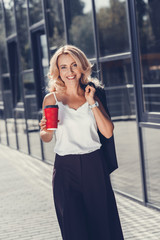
{"left": 44, "top": 105, "right": 59, "bottom": 130}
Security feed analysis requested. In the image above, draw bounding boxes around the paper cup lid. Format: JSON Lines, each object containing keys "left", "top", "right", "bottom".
{"left": 44, "top": 105, "right": 58, "bottom": 109}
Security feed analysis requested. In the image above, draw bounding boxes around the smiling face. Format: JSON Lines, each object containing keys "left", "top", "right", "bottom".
{"left": 57, "top": 54, "right": 82, "bottom": 86}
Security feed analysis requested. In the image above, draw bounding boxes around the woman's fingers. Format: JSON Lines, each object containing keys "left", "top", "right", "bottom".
{"left": 39, "top": 116, "right": 59, "bottom": 131}
{"left": 39, "top": 116, "right": 47, "bottom": 130}
{"left": 85, "top": 85, "right": 96, "bottom": 94}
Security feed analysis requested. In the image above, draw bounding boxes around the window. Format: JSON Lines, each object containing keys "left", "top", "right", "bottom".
{"left": 15, "top": 0, "right": 32, "bottom": 70}
{"left": 28, "top": 0, "right": 43, "bottom": 25}
{"left": 0, "top": 1, "right": 9, "bottom": 73}
{"left": 66, "top": 0, "right": 96, "bottom": 58}
{"left": 136, "top": 0, "right": 160, "bottom": 113}
{"left": 8, "top": 41, "right": 22, "bottom": 105}
{"left": 95, "top": 0, "right": 130, "bottom": 57}
{"left": 3, "top": 0, "right": 16, "bottom": 37}
{"left": 46, "top": 0, "right": 65, "bottom": 51}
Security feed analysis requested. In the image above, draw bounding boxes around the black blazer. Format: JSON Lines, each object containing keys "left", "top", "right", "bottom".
{"left": 83, "top": 82, "right": 118, "bottom": 174}
{"left": 95, "top": 87, "right": 118, "bottom": 174}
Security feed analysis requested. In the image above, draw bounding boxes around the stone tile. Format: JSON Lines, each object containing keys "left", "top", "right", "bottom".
{"left": 0, "top": 145, "right": 160, "bottom": 240}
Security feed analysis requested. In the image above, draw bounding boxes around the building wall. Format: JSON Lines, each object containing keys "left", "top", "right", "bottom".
{"left": 0, "top": 0, "right": 160, "bottom": 209}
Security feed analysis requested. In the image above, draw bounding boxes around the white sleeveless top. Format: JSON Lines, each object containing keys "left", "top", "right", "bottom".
{"left": 53, "top": 92, "right": 101, "bottom": 156}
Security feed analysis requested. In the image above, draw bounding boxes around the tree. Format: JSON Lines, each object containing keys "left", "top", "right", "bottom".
{"left": 96, "top": 1, "right": 129, "bottom": 55}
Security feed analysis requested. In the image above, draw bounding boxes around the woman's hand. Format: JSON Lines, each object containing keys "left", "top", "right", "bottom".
{"left": 39, "top": 116, "right": 54, "bottom": 133}
{"left": 85, "top": 85, "right": 96, "bottom": 105}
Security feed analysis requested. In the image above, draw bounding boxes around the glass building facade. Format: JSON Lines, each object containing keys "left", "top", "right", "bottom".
{"left": 0, "top": 0, "right": 160, "bottom": 210}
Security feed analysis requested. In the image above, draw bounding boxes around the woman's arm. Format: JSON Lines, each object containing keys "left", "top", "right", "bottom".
{"left": 39, "top": 93, "right": 56, "bottom": 142}
{"left": 91, "top": 96, "right": 114, "bottom": 139}
{"left": 85, "top": 85, "right": 114, "bottom": 139}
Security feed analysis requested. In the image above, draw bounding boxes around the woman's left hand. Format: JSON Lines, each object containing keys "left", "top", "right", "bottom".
{"left": 85, "top": 85, "right": 96, "bottom": 105}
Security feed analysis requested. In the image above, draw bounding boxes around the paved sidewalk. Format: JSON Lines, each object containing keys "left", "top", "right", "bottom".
{"left": 0, "top": 145, "right": 160, "bottom": 240}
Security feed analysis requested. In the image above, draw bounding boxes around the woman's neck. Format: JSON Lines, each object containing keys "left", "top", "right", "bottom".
{"left": 65, "top": 83, "right": 84, "bottom": 97}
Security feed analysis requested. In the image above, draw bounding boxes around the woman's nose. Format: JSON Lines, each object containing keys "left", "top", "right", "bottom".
{"left": 69, "top": 66, "right": 74, "bottom": 73}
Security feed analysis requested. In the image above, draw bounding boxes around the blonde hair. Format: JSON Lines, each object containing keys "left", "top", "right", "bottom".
{"left": 47, "top": 45, "right": 103, "bottom": 92}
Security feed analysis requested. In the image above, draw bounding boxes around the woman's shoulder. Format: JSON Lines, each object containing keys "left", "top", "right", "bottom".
{"left": 43, "top": 92, "right": 56, "bottom": 105}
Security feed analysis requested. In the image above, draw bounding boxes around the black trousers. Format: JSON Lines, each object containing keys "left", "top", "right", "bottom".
{"left": 52, "top": 149, "right": 124, "bottom": 240}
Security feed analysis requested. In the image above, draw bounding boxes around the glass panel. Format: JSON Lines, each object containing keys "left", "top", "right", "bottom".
{"left": 27, "top": 118, "right": 41, "bottom": 158}
{"left": 22, "top": 71, "right": 36, "bottom": 96}
{"left": 142, "top": 127, "right": 160, "bottom": 207}
{"left": 3, "top": 0, "right": 16, "bottom": 37}
{"left": 29, "top": 0, "right": 43, "bottom": 25}
{"left": 66, "top": 0, "right": 95, "bottom": 58}
{"left": 2, "top": 75, "right": 17, "bottom": 148}
{"left": 101, "top": 59, "right": 134, "bottom": 117}
{"left": 15, "top": 0, "right": 32, "bottom": 70}
{"left": 95, "top": 0, "right": 130, "bottom": 56}
{"left": 15, "top": 110, "right": 28, "bottom": 153}
{"left": 22, "top": 71, "right": 41, "bottom": 158}
{"left": 0, "top": 78, "right": 2, "bottom": 102}
{"left": 6, "top": 118, "right": 17, "bottom": 148}
{"left": 42, "top": 135, "right": 56, "bottom": 164}
{"left": 0, "top": 2, "right": 9, "bottom": 73}
{"left": 23, "top": 71, "right": 37, "bottom": 120}
{"left": 0, "top": 106, "right": 7, "bottom": 145}
{"left": 31, "top": 31, "right": 49, "bottom": 109}
{"left": 8, "top": 41, "right": 22, "bottom": 105}
{"left": 40, "top": 34, "right": 49, "bottom": 88}
{"left": 136, "top": 0, "right": 160, "bottom": 113}
{"left": 0, "top": 76, "right": 7, "bottom": 144}
{"left": 46, "top": 0, "right": 65, "bottom": 50}
{"left": 101, "top": 59, "right": 143, "bottom": 200}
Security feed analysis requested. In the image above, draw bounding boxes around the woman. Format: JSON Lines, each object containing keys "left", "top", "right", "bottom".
{"left": 39, "top": 45, "right": 124, "bottom": 240}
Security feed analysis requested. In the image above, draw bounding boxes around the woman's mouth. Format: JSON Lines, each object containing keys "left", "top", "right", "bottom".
{"left": 67, "top": 75, "right": 76, "bottom": 80}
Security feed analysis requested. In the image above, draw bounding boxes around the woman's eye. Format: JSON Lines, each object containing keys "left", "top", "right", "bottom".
{"left": 61, "top": 66, "right": 66, "bottom": 69}
{"left": 73, "top": 63, "right": 77, "bottom": 67}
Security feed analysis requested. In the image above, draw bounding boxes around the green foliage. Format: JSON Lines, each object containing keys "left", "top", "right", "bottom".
{"left": 96, "top": 1, "right": 129, "bottom": 55}
{"left": 46, "top": 0, "right": 65, "bottom": 49}
{"left": 69, "top": 13, "right": 95, "bottom": 58}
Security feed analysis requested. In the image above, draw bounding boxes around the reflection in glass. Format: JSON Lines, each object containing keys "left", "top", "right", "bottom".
{"left": 0, "top": 82, "right": 7, "bottom": 144}
{"left": 8, "top": 41, "right": 22, "bottom": 105}
{"left": 40, "top": 34, "right": 49, "bottom": 88}
{"left": 0, "top": 76, "right": 2, "bottom": 102}
{"left": 142, "top": 127, "right": 160, "bottom": 206}
{"left": 2, "top": 75, "right": 17, "bottom": 148}
{"left": 31, "top": 32, "right": 49, "bottom": 108}
{"left": 15, "top": 0, "right": 32, "bottom": 70}
{"left": 15, "top": 110, "right": 28, "bottom": 153}
{"left": 22, "top": 71, "right": 41, "bottom": 158}
{"left": 95, "top": 0, "right": 130, "bottom": 56}
{"left": 101, "top": 59, "right": 135, "bottom": 118}
{"left": 66, "top": 0, "right": 95, "bottom": 58}
{"left": 0, "top": 75, "right": 7, "bottom": 144}
{"left": 3, "top": 0, "right": 16, "bottom": 36}
{"left": 46, "top": 0, "right": 65, "bottom": 50}
{"left": 27, "top": 118, "right": 41, "bottom": 159}
{"left": 23, "top": 71, "right": 36, "bottom": 96}
{"left": 101, "top": 59, "right": 143, "bottom": 199}
{"left": 0, "top": 2, "right": 9, "bottom": 73}
{"left": 6, "top": 118, "right": 17, "bottom": 148}
{"left": 43, "top": 137, "right": 56, "bottom": 164}
{"left": 22, "top": 71, "right": 37, "bottom": 119}
{"left": 136, "top": 0, "right": 160, "bottom": 112}
{"left": 29, "top": 0, "right": 43, "bottom": 25}
{"left": 0, "top": 109, "right": 7, "bottom": 145}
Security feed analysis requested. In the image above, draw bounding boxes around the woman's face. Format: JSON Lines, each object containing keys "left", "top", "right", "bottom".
{"left": 57, "top": 54, "right": 82, "bottom": 85}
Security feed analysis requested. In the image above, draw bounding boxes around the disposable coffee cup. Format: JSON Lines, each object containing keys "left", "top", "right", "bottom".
{"left": 44, "top": 105, "right": 59, "bottom": 130}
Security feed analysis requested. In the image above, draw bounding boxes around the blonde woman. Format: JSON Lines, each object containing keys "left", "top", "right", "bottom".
{"left": 39, "top": 45, "right": 124, "bottom": 240}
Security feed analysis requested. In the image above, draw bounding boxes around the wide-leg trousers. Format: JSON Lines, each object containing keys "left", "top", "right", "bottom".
{"left": 52, "top": 148, "right": 124, "bottom": 240}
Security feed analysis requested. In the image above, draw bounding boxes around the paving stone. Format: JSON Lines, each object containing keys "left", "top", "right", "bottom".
{"left": 0, "top": 145, "right": 160, "bottom": 240}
